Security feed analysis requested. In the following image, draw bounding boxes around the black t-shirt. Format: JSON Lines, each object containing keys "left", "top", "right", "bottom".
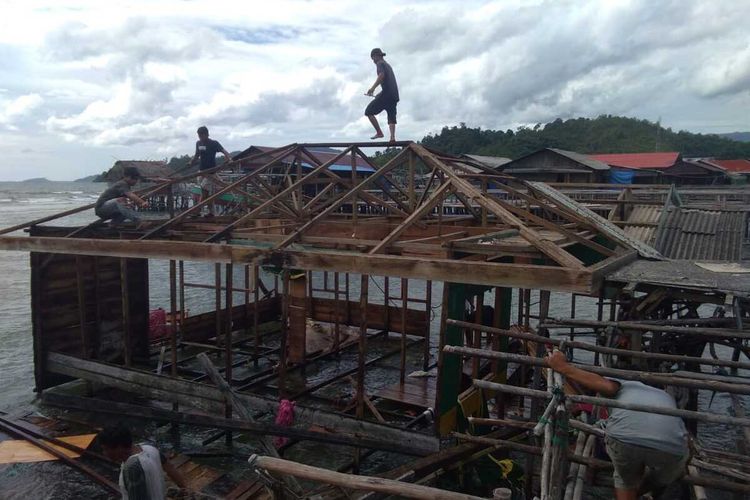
{"left": 376, "top": 61, "right": 399, "bottom": 102}
{"left": 195, "top": 139, "right": 224, "bottom": 170}
{"left": 95, "top": 180, "right": 130, "bottom": 209}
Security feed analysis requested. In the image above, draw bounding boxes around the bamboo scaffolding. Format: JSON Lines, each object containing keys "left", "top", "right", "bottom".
{"left": 447, "top": 319, "right": 750, "bottom": 371}
{"left": 472, "top": 380, "right": 750, "bottom": 427}
{"left": 444, "top": 345, "right": 750, "bottom": 395}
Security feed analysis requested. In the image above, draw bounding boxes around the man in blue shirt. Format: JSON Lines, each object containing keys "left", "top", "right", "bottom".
{"left": 365, "top": 48, "right": 399, "bottom": 143}
{"left": 190, "top": 126, "right": 232, "bottom": 214}
{"left": 546, "top": 351, "right": 689, "bottom": 500}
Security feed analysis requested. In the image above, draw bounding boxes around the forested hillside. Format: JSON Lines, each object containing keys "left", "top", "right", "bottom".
{"left": 420, "top": 115, "right": 750, "bottom": 159}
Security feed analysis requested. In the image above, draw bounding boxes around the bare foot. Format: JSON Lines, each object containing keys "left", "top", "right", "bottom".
{"left": 389, "top": 137, "right": 396, "bottom": 143}
{"left": 370, "top": 133, "right": 384, "bottom": 140}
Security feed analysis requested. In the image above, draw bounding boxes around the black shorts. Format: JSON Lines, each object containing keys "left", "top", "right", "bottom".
{"left": 365, "top": 94, "right": 397, "bottom": 124}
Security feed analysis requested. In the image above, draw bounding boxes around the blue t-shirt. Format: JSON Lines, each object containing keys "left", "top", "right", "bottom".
{"left": 605, "top": 380, "right": 688, "bottom": 456}
{"left": 195, "top": 139, "right": 224, "bottom": 170}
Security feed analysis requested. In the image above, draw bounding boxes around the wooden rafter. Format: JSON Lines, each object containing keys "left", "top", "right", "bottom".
{"left": 204, "top": 146, "right": 357, "bottom": 242}
{"left": 411, "top": 144, "right": 585, "bottom": 269}
{"left": 369, "top": 181, "right": 453, "bottom": 254}
{"left": 273, "top": 147, "right": 412, "bottom": 250}
{"left": 140, "top": 144, "right": 299, "bottom": 240}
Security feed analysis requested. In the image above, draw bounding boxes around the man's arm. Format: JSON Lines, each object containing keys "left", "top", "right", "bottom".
{"left": 162, "top": 458, "right": 189, "bottom": 489}
{"left": 190, "top": 143, "right": 199, "bottom": 166}
{"left": 221, "top": 147, "right": 232, "bottom": 162}
{"left": 546, "top": 351, "right": 620, "bottom": 397}
{"left": 367, "top": 72, "right": 385, "bottom": 96}
{"left": 125, "top": 192, "right": 148, "bottom": 208}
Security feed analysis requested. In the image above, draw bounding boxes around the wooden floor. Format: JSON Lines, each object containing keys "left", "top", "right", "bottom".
{"left": 375, "top": 377, "right": 436, "bottom": 409}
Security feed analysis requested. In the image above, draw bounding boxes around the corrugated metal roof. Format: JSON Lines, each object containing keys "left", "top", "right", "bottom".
{"left": 548, "top": 148, "right": 611, "bottom": 171}
{"left": 463, "top": 154, "right": 512, "bottom": 169}
{"left": 653, "top": 207, "right": 747, "bottom": 261}
{"left": 621, "top": 204, "right": 663, "bottom": 246}
{"left": 709, "top": 159, "right": 750, "bottom": 173}
{"left": 527, "top": 181, "right": 664, "bottom": 259}
{"left": 590, "top": 152, "right": 680, "bottom": 169}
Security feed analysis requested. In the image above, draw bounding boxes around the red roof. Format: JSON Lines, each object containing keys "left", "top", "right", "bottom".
{"left": 589, "top": 152, "right": 680, "bottom": 169}
{"left": 709, "top": 159, "right": 750, "bottom": 173}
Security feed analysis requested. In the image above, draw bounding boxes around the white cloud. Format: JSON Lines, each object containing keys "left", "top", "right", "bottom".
{"left": 0, "top": 93, "right": 43, "bottom": 129}
{"left": 0, "top": 0, "right": 748, "bottom": 180}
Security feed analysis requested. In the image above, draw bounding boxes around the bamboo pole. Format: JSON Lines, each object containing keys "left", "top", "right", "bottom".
{"left": 401, "top": 277, "right": 408, "bottom": 385}
{"left": 544, "top": 318, "right": 750, "bottom": 340}
{"left": 196, "top": 353, "right": 302, "bottom": 495}
{"left": 447, "top": 319, "right": 750, "bottom": 372}
{"left": 445, "top": 345, "right": 750, "bottom": 395}
{"left": 0, "top": 416, "right": 120, "bottom": 495}
{"left": 472, "top": 379, "right": 750, "bottom": 427}
{"left": 424, "top": 280, "right": 432, "bottom": 371}
{"left": 248, "top": 454, "right": 486, "bottom": 500}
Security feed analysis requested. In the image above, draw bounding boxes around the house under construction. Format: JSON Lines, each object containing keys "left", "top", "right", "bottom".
{"left": 0, "top": 141, "right": 748, "bottom": 499}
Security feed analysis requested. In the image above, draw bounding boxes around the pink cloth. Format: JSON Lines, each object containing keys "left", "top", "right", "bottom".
{"left": 273, "top": 399, "right": 295, "bottom": 448}
{"left": 149, "top": 308, "right": 167, "bottom": 340}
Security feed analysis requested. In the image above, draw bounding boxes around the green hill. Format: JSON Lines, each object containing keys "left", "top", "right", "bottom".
{"left": 420, "top": 115, "right": 750, "bottom": 159}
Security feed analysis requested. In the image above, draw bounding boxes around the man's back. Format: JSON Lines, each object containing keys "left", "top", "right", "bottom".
{"left": 606, "top": 381, "right": 688, "bottom": 455}
{"left": 196, "top": 139, "right": 222, "bottom": 170}
{"left": 119, "top": 444, "right": 166, "bottom": 500}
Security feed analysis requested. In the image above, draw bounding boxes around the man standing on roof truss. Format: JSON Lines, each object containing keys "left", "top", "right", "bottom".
{"left": 365, "top": 48, "right": 399, "bottom": 143}
{"left": 190, "top": 126, "right": 233, "bottom": 216}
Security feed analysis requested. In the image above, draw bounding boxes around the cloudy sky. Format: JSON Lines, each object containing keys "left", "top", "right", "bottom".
{"left": 1, "top": 0, "right": 749, "bottom": 180}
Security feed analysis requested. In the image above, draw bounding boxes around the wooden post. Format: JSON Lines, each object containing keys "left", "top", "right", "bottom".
{"left": 408, "top": 150, "right": 416, "bottom": 211}
{"left": 481, "top": 178, "right": 488, "bottom": 226}
{"left": 215, "top": 264, "right": 222, "bottom": 349}
{"left": 225, "top": 263, "right": 233, "bottom": 445}
{"left": 244, "top": 265, "right": 250, "bottom": 344}
{"left": 75, "top": 256, "right": 89, "bottom": 359}
{"left": 384, "top": 276, "right": 390, "bottom": 336}
{"left": 120, "top": 258, "right": 131, "bottom": 367}
{"left": 424, "top": 280, "right": 432, "bottom": 371}
{"left": 472, "top": 291, "right": 483, "bottom": 379}
{"left": 345, "top": 272, "right": 351, "bottom": 324}
{"left": 169, "top": 262, "right": 178, "bottom": 378}
{"left": 400, "top": 278, "right": 408, "bottom": 384}
{"left": 167, "top": 184, "right": 175, "bottom": 218}
{"left": 334, "top": 272, "right": 341, "bottom": 352}
{"left": 279, "top": 271, "right": 290, "bottom": 399}
{"left": 352, "top": 151, "right": 358, "bottom": 226}
{"left": 93, "top": 257, "right": 102, "bottom": 359}
{"left": 355, "top": 274, "right": 369, "bottom": 473}
{"left": 253, "top": 265, "right": 260, "bottom": 368}
{"left": 178, "top": 260, "right": 185, "bottom": 338}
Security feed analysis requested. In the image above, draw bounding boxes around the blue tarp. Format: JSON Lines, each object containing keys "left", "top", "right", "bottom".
{"left": 609, "top": 168, "right": 635, "bottom": 184}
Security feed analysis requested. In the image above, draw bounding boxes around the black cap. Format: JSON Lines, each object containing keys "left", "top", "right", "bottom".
{"left": 370, "top": 48, "right": 386, "bottom": 57}
{"left": 122, "top": 166, "right": 142, "bottom": 179}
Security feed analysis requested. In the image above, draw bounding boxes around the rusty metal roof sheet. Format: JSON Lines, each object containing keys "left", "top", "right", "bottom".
{"left": 653, "top": 207, "right": 747, "bottom": 261}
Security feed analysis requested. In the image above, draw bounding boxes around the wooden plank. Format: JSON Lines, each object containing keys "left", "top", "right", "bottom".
{"left": 0, "top": 236, "right": 266, "bottom": 264}
{"left": 44, "top": 353, "right": 440, "bottom": 454}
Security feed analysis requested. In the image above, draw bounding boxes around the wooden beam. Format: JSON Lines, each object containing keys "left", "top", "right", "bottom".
{"left": 45, "top": 352, "right": 439, "bottom": 454}
{"left": 0, "top": 236, "right": 265, "bottom": 263}
{"left": 281, "top": 249, "right": 595, "bottom": 293}
{"left": 370, "top": 182, "right": 452, "bottom": 254}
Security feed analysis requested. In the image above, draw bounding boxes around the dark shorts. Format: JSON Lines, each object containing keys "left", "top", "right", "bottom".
{"left": 365, "top": 94, "right": 397, "bottom": 124}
